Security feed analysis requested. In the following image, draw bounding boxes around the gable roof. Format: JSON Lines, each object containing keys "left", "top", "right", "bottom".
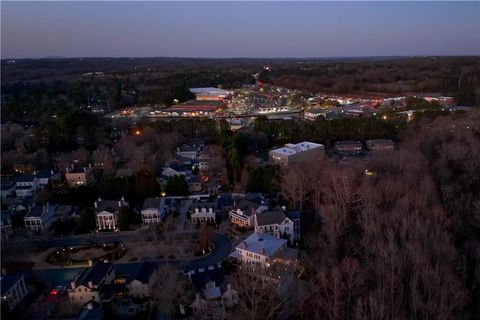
{"left": 1, "top": 273, "right": 24, "bottom": 296}
{"left": 75, "top": 261, "right": 112, "bottom": 288}
{"left": 15, "top": 175, "right": 36, "bottom": 183}
{"left": 189, "top": 265, "right": 224, "bottom": 291}
{"left": 256, "top": 207, "right": 289, "bottom": 226}
{"left": 142, "top": 198, "right": 162, "bottom": 211}
{"left": 190, "top": 200, "right": 218, "bottom": 211}
{"left": 95, "top": 200, "right": 120, "bottom": 214}
{"left": 113, "top": 262, "right": 156, "bottom": 284}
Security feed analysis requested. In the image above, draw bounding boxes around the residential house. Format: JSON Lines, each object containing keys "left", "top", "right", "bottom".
{"left": 197, "top": 153, "right": 210, "bottom": 171}
{"left": 14, "top": 175, "right": 39, "bottom": 198}
{"left": 286, "top": 211, "right": 301, "bottom": 245}
{"left": 1, "top": 273, "right": 28, "bottom": 312}
{"left": 334, "top": 140, "right": 363, "bottom": 153}
{"left": 141, "top": 198, "right": 173, "bottom": 224}
{"left": 95, "top": 198, "right": 128, "bottom": 231}
{"left": 65, "top": 166, "right": 94, "bottom": 187}
{"left": 24, "top": 203, "right": 57, "bottom": 233}
{"left": 366, "top": 139, "right": 395, "bottom": 151}
{"left": 229, "top": 233, "right": 287, "bottom": 268}
{"left": 176, "top": 140, "right": 205, "bottom": 160}
{"left": 269, "top": 141, "right": 325, "bottom": 166}
{"left": 53, "top": 205, "right": 77, "bottom": 222}
{"left": 190, "top": 200, "right": 218, "bottom": 224}
{"left": 189, "top": 265, "right": 238, "bottom": 319}
{"left": 113, "top": 262, "right": 158, "bottom": 299}
{"left": 189, "top": 176, "right": 203, "bottom": 193}
{"left": 229, "top": 193, "right": 268, "bottom": 228}
{"left": 254, "top": 207, "right": 295, "bottom": 242}
{"left": 1, "top": 210, "right": 14, "bottom": 240}
{"left": 69, "top": 261, "right": 115, "bottom": 307}
{"left": 1, "top": 180, "right": 15, "bottom": 199}
{"left": 35, "top": 169, "right": 60, "bottom": 188}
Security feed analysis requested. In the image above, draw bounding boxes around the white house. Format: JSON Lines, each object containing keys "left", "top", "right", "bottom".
{"left": 24, "top": 203, "right": 57, "bottom": 233}
{"left": 228, "top": 194, "right": 268, "bottom": 228}
{"left": 69, "top": 261, "right": 115, "bottom": 307}
{"left": 190, "top": 200, "right": 218, "bottom": 224}
{"left": 175, "top": 141, "right": 204, "bottom": 160}
{"left": 65, "top": 166, "right": 94, "bottom": 187}
{"left": 254, "top": 207, "right": 295, "bottom": 242}
{"left": 141, "top": 198, "right": 169, "bottom": 224}
{"left": 95, "top": 198, "right": 128, "bottom": 231}
{"left": 15, "top": 175, "right": 39, "bottom": 198}
{"left": 229, "top": 232, "right": 287, "bottom": 268}
{"left": 1, "top": 274, "right": 28, "bottom": 312}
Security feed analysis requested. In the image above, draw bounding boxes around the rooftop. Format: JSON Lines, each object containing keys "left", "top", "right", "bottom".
{"left": 95, "top": 200, "right": 123, "bottom": 214}
{"left": 256, "top": 207, "right": 289, "bottom": 226}
{"left": 238, "top": 233, "right": 287, "bottom": 258}
{"left": 113, "top": 262, "right": 156, "bottom": 284}
{"left": 15, "top": 175, "right": 36, "bottom": 183}
{"left": 25, "top": 204, "right": 57, "bottom": 219}
{"left": 1, "top": 273, "right": 24, "bottom": 296}
{"left": 191, "top": 200, "right": 218, "bottom": 211}
{"left": 75, "top": 261, "right": 112, "bottom": 288}
{"left": 270, "top": 141, "right": 324, "bottom": 156}
{"left": 142, "top": 198, "right": 163, "bottom": 210}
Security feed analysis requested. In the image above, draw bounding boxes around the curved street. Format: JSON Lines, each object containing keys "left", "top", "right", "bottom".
{"left": 184, "top": 233, "right": 232, "bottom": 272}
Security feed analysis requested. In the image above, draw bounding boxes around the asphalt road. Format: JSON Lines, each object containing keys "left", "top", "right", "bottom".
{"left": 184, "top": 233, "right": 232, "bottom": 272}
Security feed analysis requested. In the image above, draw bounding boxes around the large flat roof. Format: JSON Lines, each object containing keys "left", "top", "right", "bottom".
{"left": 270, "top": 141, "right": 324, "bottom": 156}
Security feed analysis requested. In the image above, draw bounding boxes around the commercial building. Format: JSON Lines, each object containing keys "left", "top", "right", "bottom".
{"left": 189, "top": 87, "right": 232, "bottom": 101}
{"left": 269, "top": 141, "right": 325, "bottom": 166}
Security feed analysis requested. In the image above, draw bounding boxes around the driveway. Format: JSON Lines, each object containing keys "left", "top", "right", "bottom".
{"left": 184, "top": 233, "right": 232, "bottom": 272}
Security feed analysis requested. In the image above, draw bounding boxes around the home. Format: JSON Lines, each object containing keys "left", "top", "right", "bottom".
{"left": 14, "top": 174, "right": 39, "bottom": 198}
{"left": 334, "top": 140, "right": 363, "bottom": 153}
{"left": 176, "top": 140, "right": 205, "bottom": 159}
{"left": 229, "top": 193, "right": 268, "bottom": 228}
{"left": 95, "top": 198, "right": 128, "bottom": 231}
{"left": 1, "top": 210, "right": 14, "bottom": 240}
{"left": 189, "top": 265, "right": 238, "bottom": 318}
{"left": 65, "top": 166, "right": 95, "bottom": 187}
{"left": 1, "top": 273, "right": 28, "bottom": 312}
{"left": 141, "top": 197, "right": 173, "bottom": 224}
{"left": 189, "top": 176, "right": 203, "bottom": 193}
{"left": 53, "top": 205, "right": 77, "bottom": 222}
{"left": 366, "top": 139, "right": 395, "bottom": 152}
{"left": 197, "top": 153, "right": 210, "bottom": 171}
{"left": 24, "top": 203, "right": 57, "bottom": 233}
{"left": 190, "top": 200, "right": 218, "bottom": 224}
{"left": 35, "top": 169, "right": 60, "bottom": 188}
{"left": 1, "top": 180, "right": 15, "bottom": 199}
{"left": 254, "top": 207, "right": 295, "bottom": 242}
{"left": 229, "top": 232, "right": 288, "bottom": 268}
{"left": 269, "top": 141, "right": 325, "bottom": 166}
{"left": 113, "top": 262, "right": 157, "bottom": 299}
{"left": 69, "top": 261, "right": 115, "bottom": 307}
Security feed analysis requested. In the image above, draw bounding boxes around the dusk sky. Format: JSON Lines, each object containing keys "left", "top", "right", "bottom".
{"left": 1, "top": 1, "right": 479, "bottom": 59}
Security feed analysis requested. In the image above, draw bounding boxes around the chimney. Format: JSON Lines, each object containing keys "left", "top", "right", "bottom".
{"left": 66, "top": 167, "right": 69, "bottom": 173}
{"left": 88, "top": 281, "right": 93, "bottom": 288}
{"left": 51, "top": 170, "right": 54, "bottom": 175}
{"left": 281, "top": 205, "right": 286, "bottom": 211}
{"left": 89, "top": 163, "right": 92, "bottom": 168}
{"left": 94, "top": 201, "right": 98, "bottom": 208}
{"left": 70, "top": 281, "right": 76, "bottom": 290}
{"left": 118, "top": 200, "right": 122, "bottom": 207}
{"left": 241, "top": 241, "right": 247, "bottom": 249}
{"left": 83, "top": 167, "right": 87, "bottom": 173}
{"left": 87, "top": 302, "right": 93, "bottom": 310}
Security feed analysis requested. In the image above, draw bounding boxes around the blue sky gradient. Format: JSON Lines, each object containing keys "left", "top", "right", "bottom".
{"left": 1, "top": 1, "right": 479, "bottom": 58}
